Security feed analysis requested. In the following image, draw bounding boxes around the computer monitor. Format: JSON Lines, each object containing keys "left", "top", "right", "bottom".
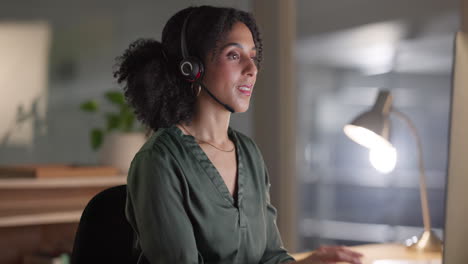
{"left": 443, "top": 30, "right": 468, "bottom": 263}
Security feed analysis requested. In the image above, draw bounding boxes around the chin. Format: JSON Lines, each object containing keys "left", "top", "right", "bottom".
{"left": 235, "top": 103, "right": 250, "bottom": 113}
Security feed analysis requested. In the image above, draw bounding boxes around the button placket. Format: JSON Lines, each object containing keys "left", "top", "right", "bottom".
{"left": 237, "top": 155, "right": 247, "bottom": 228}
{"left": 238, "top": 207, "right": 247, "bottom": 228}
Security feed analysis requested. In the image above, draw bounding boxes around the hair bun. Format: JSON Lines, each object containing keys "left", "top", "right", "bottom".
{"left": 113, "top": 39, "right": 165, "bottom": 84}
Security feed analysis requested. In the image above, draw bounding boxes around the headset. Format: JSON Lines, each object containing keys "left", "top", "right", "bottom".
{"left": 179, "top": 10, "right": 204, "bottom": 82}
{"left": 179, "top": 9, "right": 235, "bottom": 113}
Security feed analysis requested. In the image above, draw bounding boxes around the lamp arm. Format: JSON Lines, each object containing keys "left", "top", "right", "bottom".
{"left": 392, "top": 110, "right": 432, "bottom": 232}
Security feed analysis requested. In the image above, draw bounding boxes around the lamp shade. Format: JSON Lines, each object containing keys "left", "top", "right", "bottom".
{"left": 343, "top": 90, "right": 394, "bottom": 149}
{"left": 344, "top": 110, "right": 392, "bottom": 149}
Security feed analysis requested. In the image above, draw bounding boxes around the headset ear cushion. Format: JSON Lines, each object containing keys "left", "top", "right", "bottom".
{"left": 180, "top": 57, "right": 204, "bottom": 82}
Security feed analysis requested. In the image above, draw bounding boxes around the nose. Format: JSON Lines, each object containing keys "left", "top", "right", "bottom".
{"left": 242, "top": 58, "right": 258, "bottom": 77}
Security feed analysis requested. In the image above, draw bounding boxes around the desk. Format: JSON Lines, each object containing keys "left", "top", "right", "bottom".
{"left": 292, "top": 244, "right": 442, "bottom": 264}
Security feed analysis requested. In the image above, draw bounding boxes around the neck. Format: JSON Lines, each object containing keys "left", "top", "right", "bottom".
{"left": 180, "top": 94, "right": 232, "bottom": 144}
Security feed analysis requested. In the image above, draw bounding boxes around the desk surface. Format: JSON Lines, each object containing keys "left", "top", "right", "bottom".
{"left": 292, "top": 244, "right": 442, "bottom": 264}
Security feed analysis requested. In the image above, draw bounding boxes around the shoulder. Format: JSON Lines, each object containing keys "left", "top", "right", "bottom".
{"left": 126, "top": 128, "right": 191, "bottom": 200}
{"left": 133, "top": 127, "right": 187, "bottom": 161}
{"left": 138, "top": 128, "right": 175, "bottom": 153}
{"left": 128, "top": 127, "right": 186, "bottom": 182}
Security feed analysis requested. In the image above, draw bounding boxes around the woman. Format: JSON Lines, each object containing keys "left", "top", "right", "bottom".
{"left": 115, "top": 5, "right": 363, "bottom": 264}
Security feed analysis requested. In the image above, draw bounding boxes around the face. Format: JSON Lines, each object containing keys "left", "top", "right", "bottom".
{"left": 201, "top": 22, "right": 258, "bottom": 113}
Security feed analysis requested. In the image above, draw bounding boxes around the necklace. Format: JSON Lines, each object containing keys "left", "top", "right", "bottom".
{"left": 180, "top": 124, "right": 235, "bottom": 153}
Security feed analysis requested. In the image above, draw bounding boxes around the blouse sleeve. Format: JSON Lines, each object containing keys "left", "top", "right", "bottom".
{"left": 125, "top": 148, "right": 203, "bottom": 264}
{"left": 259, "top": 166, "right": 296, "bottom": 264}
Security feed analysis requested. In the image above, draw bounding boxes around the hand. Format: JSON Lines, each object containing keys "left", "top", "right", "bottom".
{"left": 304, "top": 245, "right": 363, "bottom": 264}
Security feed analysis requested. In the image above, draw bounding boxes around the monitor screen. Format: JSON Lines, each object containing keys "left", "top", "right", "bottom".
{"left": 443, "top": 30, "right": 468, "bottom": 263}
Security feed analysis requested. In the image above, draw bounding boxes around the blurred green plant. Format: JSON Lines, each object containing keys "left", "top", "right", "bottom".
{"left": 80, "top": 90, "right": 141, "bottom": 151}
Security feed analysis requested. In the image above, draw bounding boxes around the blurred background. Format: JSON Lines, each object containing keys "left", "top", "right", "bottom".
{"left": 0, "top": 0, "right": 253, "bottom": 166}
{"left": 294, "top": 0, "right": 457, "bottom": 251}
{"left": 0, "top": 0, "right": 460, "bottom": 263}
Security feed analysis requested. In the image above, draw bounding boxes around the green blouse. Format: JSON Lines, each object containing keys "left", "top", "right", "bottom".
{"left": 125, "top": 126, "right": 294, "bottom": 264}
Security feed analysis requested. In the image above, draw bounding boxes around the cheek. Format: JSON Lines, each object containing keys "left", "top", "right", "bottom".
{"left": 208, "top": 64, "right": 239, "bottom": 85}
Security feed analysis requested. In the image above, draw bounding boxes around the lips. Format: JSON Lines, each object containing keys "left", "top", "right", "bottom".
{"left": 237, "top": 84, "right": 253, "bottom": 96}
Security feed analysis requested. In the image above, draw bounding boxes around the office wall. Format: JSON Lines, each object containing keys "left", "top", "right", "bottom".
{"left": 0, "top": 0, "right": 252, "bottom": 166}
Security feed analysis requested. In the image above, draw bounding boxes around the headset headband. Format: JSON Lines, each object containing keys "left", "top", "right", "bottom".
{"left": 180, "top": 9, "right": 195, "bottom": 60}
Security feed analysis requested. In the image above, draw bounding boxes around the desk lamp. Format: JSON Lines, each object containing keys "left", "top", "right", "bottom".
{"left": 343, "top": 90, "right": 442, "bottom": 252}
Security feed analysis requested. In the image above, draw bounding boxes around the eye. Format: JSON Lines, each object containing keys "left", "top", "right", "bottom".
{"left": 227, "top": 52, "right": 240, "bottom": 60}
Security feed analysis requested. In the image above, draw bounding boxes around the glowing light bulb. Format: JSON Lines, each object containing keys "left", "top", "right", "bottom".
{"left": 369, "top": 146, "right": 397, "bottom": 173}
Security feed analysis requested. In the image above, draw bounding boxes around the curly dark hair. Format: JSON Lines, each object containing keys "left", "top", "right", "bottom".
{"left": 113, "top": 6, "right": 263, "bottom": 131}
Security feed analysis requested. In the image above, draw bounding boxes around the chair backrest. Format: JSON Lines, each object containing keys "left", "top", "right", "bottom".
{"left": 71, "top": 185, "right": 138, "bottom": 264}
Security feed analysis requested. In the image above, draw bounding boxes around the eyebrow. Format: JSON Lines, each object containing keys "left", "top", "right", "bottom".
{"left": 219, "top": 42, "right": 257, "bottom": 52}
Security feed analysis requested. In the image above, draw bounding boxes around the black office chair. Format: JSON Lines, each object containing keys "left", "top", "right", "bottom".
{"left": 71, "top": 185, "right": 139, "bottom": 264}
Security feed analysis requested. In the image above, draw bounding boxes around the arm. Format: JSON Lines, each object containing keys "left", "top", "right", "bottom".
{"left": 126, "top": 148, "right": 202, "bottom": 264}
{"left": 288, "top": 246, "right": 363, "bottom": 264}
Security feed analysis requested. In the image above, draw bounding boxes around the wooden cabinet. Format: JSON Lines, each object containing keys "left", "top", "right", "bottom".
{"left": 0, "top": 176, "right": 126, "bottom": 264}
